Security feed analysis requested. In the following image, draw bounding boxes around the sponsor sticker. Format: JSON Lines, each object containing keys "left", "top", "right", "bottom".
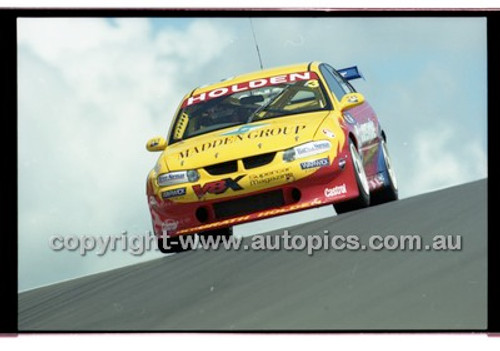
{"left": 324, "top": 184, "right": 347, "bottom": 198}
{"left": 249, "top": 168, "right": 294, "bottom": 186}
{"left": 162, "top": 187, "right": 187, "bottom": 199}
{"left": 295, "top": 141, "right": 331, "bottom": 157}
{"left": 192, "top": 175, "right": 246, "bottom": 198}
{"left": 347, "top": 95, "right": 359, "bottom": 103}
{"left": 343, "top": 112, "right": 356, "bottom": 125}
{"left": 162, "top": 219, "right": 179, "bottom": 234}
{"left": 354, "top": 120, "right": 377, "bottom": 144}
{"left": 178, "top": 124, "right": 307, "bottom": 159}
{"left": 220, "top": 123, "right": 269, "bottom": 136}
{"left": 369, "top": 173, "right": 385, "bottom": 189}
{"left": 159, "top": 172, "right": 185, "bottom": 183}
{"left": 300, "top": 157, "right": 330, "bottom": 170}
{"left": 182, "top": 71, "right": 319, "bottom": 107}
{"left": 322, "top": 128, "right": 335, "bottom": 138}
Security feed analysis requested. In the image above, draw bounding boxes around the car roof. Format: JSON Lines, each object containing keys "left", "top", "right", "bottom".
{"left": 190, "top": 61, "right": 322, "bottom": 97}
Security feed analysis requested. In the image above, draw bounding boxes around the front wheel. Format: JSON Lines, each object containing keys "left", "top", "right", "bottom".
{"left": 198, "top": 227, "right": 233, "bottom": 241}
{"left": 334, "top": 138, "right": 370, "bottom": 214}
{"left": 157, "top": 233, "right": 197, "bottom": 254}
{"left": 370, "top": 139, "right": 398, "bottom": 205}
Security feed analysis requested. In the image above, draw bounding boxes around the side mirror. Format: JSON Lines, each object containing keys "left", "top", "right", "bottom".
{"left": 146, "top": 136, "right": 167, "bottom": 152}
{"left": 339, "top": 93, "right": 365, "bottom": 111}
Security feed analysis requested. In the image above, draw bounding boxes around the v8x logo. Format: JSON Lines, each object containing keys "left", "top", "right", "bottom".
{"left": 192, "top": 175, "right": 246, "bottom": 198}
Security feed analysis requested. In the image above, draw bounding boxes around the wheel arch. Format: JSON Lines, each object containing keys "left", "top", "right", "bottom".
{"left": 348, "top": 132, "right": 359, "bottom": 150}
{"left": 381, "top": 129, "right": 387, "bottom": 142}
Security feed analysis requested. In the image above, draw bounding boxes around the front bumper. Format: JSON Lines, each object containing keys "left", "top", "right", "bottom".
{"left": 147, "top": 145, "right": 361, "bottom": 237}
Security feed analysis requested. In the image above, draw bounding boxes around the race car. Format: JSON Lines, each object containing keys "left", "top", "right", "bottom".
{"left": 146, "top": 62, "right": 398, "bottom": 252}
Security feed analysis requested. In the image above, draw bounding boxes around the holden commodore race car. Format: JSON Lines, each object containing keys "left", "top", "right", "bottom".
{"left": 146, "top": 62, "right": 398, "bottom": 252}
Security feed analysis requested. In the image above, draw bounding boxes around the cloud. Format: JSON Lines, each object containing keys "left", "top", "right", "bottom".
{"left": 18, "top": 18, "right": 234, "bottom": 290}
{"left": 406, "top": 126, "right": 487, "bottom": 194}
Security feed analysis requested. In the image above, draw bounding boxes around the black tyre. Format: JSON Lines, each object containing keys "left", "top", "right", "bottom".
{"left": 157, "top": 233, "right": 197, "bottom": 254}
{"left": 370, "top": 139, "right": 398, "bottom": 205}
{"left": 199, "top": 227, "right": 233, "bottom": 241}
{"left": 334, "top": 138, "right": 370, "bottom": 214}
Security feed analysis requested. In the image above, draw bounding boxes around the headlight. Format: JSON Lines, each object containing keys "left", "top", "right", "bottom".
{"left": 157, "top": 170, "right": 200, "bottom": 187}
{"left": 283, "top": 140, "right": 331, "bottom": 162}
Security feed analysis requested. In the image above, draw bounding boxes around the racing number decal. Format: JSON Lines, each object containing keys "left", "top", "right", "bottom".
{"left": 193, "top": 175, "right": 246, "bottom": 198}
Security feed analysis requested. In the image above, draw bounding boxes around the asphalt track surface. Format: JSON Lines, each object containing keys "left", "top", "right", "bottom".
{"left": 18, "top": 179, "right": 487, "bottom": 331}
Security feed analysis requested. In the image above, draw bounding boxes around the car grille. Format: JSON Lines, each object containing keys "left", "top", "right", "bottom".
{"left": 213, "top": 190, "right": 285, "bottom": 219}
{"left": 204, "top": 160, "right": 238, "bottom": 175}
{"left": 242, "top": 152, "right": 276, "bottom": 169}
{"left": 203, "top": 152, "right": 276, "bottom": 175}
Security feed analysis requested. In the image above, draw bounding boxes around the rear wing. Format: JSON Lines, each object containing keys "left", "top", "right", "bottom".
{"left": 337, "top": 66, "right": 364, "bottom": 81}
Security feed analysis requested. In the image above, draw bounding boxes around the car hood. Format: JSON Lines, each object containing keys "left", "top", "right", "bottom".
{"left": 161, "top": 110, "right": 333, "bottom": 171}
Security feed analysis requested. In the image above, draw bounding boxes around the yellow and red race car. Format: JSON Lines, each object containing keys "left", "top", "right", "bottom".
{"left": 146, "top": 62, "right": 398, "bottom": 252}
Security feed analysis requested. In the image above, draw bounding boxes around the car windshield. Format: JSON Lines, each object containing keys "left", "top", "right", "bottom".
{"left": 169, "top": 71, "right": 329, "bottom": 143}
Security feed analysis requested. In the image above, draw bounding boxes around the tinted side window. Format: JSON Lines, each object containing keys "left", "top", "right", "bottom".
{"left": 320, "top": 65, "right": 346, "bottom": 101}
{"left": 289, "top": 90, "right": 315, "bottom": 103}
{"left": 330, "top": 68, "right": 355, "bottom": 94}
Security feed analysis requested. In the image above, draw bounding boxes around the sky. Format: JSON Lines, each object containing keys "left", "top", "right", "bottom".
{"left": 17, "top": 17, "right": 487, "bottom": 292}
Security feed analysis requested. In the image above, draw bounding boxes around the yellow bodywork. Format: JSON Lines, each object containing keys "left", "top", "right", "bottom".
{"left": 147, "top": 62, "right": 347, "bottom": 203}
